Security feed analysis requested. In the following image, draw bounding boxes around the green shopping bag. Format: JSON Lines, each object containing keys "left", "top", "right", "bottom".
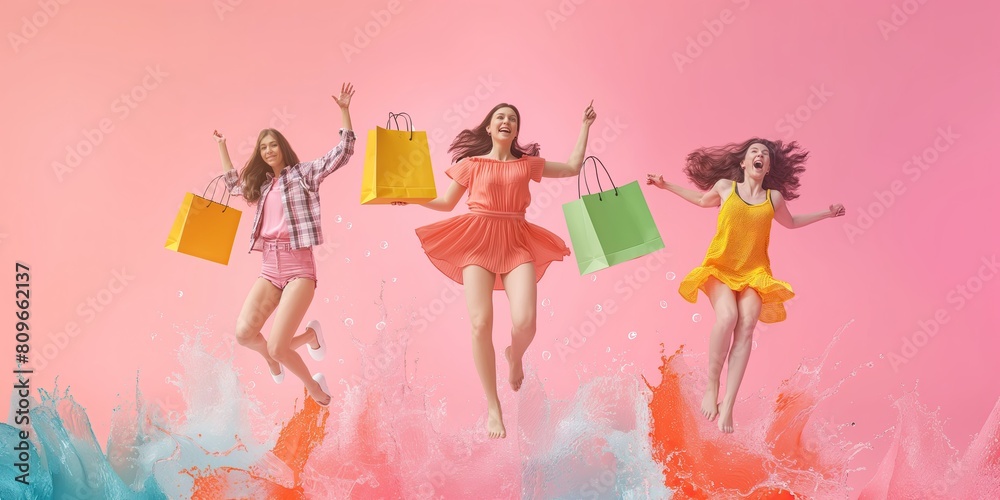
{"left": 562, "top": 156, "right": 665, "bottom": 275}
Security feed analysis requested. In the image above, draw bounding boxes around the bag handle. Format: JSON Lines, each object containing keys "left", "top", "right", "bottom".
{"left": 202, "top": 174, "right": 234, "bottom": 212}
{"left": 577, "top": 156, "right": 619, "bottom": 201}
{"left": 386, "top": 112, "right": 415, "bottom": 141}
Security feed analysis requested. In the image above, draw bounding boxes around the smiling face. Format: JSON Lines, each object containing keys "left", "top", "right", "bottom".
{"left": 741, "top": 142, "right": 771, "bottom": 180}
{"left": 486, "top": 106, "right": 519, "bottom": 143}
{"left": 259, "top": 134, "right": 284, "bottom": 171}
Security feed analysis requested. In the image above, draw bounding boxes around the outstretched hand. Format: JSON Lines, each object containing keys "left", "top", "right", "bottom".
{"left": 333, "top": 82, "right": 355, "bottom": 109}
{"left": 583, "top": 100, "right": 597, "bottom": 126}
{"left": 213, "top": 130, "right": 226, "bottom": 143}
{"left": 829, "top": 203, "right": 846, "bottom": 217}
{"left": 646, "top": 173, "right": 667, "bottom": 189}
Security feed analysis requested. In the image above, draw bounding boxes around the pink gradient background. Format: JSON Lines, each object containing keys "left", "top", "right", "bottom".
{"left": 3, "top": 0, "right": 999, "bottom": 494}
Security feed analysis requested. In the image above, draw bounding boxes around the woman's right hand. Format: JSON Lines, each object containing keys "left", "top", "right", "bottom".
{"left": 646, "top": 173, "right": 667, "bottom": 189}
{"left": 213, "top": 130, "right": 226, "bottom": 144}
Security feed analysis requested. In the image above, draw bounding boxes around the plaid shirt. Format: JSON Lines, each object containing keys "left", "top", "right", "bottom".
{"left": 224, "top": 128, "right": 356, "bottom": 252}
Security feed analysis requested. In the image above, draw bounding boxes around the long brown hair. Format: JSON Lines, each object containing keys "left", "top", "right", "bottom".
{"left": 448, "top": 103, "right": 540, "bottom": 163}
{"left": 238, "top": 128, "right": 300, "bottom": 204}
{"left": 683, "top": 138, "right": 808, "bottom": 200}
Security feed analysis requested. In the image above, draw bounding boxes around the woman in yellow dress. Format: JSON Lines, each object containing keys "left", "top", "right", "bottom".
{"left": 647, "top": 138, "right": 845, "bottom": 433}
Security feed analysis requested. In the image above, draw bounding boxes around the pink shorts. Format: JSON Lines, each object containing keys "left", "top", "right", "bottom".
{"left": 259, "top": 240, "right": 317, "bottom": 290}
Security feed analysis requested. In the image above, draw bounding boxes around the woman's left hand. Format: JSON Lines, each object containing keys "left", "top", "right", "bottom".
{"left": 582, "top": 100, "right": 597, "bottom": 127}
{"left": 829, "top": 203, "right": 846, "bottom": 217}
{"left": 333, "top": 82, "right": 355, "bottom": 109}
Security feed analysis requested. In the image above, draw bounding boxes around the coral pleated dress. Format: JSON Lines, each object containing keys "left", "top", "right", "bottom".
{"left": 678, "top": 181, "right": 795, "bottom": 323}
{"left": 415, "top": 156, "right": 570, "bottom": 290}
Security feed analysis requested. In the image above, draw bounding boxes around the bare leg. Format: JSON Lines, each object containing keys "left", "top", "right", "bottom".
{"left": 463, "top": 265, "right": 505, "bottom": 439}
{"left": 265, "top": 278, "right": 329, "bottom": 405}
{"left": 235, "top": 278, "right": 283, "bottom": 377}
{"left": 702, "top": 277, "right": 738, "bottom": 422}
{"left": 501, "top": 262, "right": 537, "bottom": 392}
{"left": 718, "top": 287, "right": 762, "bottom": 433}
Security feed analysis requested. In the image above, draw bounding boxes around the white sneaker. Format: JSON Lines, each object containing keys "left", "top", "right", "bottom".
{"left": 306, "top": 320, "right": 326, "bottom": 361}
{"left": 270, "top": 364, "right": 284, "bottom": 384}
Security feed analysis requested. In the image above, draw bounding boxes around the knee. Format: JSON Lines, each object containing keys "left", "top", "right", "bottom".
{"left": 234, "top": 322, "right": 257, "bottom": 346}
{"left": 469, "top": 313, "right": 493, "bottom": 339}
{"left": 267, "top": 342, "right": 290, "bottom": 361}
{"left": 715, "top": 307, "right": 738, "bottom": 331}
{"left": 734, "top": 316, "right": 757, "bottom": 344}
{"left": 511, "top": 314, "right": 536, "bottom": 336}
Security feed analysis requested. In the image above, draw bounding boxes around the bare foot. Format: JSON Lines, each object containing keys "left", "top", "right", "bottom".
{"left": 487, "top": 406, "right": 507, "bottom": 439}
{"left": 505, "top": 346, "right": 524, "bottom": 392}
{"left": 717, "top": 399, "right": 735, "bottom": 433}
{"left": 308, "top": 380, "right": 331, "bottom": 406}
{"left": 701, "top": 386, "right": 719, "bottom": 421}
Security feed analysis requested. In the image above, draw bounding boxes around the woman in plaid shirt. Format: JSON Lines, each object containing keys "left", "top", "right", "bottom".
{"left": 213, "top": 83, "right": 357, "bottom": 407}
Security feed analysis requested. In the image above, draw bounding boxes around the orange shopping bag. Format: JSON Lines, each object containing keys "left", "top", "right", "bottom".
{"left": 164, "top": 175, "right": 242, "bottom": 265}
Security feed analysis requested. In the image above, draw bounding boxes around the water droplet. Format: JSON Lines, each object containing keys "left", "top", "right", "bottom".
{"left": 659, "top": 300, "right": 668, "bottom": 309}
{"left": 346, "top": 222, "right": 353, "bottom": 229}
{"left": 324, "top": 297, "right": 330, "bottom": 303}
{"left": 549, "top": 311, "right": 554, "bottom": 317}
{"left": 151, "top": 332, "right": 157, "bottom": 340}
{"left": 666, "top": 272, "right": 676, "bottom": 280}
{"left": 380, "top": 241, "right": 389, "bottom": 250}
{"left": 541, "top": 298, "right": 551, "bottom": 307}
{"left": 344, "top": 318, "right": 354, "bottom": 327}
{"left": 375, "top": 321, "right": 386, "bottom": 331}
{"left": 164, "top": 377, "right": 170, "bottom": 383}
{"left": 364, "top": 250, "right": 371, "bottom": 257}
{"left": 850, "top": 370, "right": 858, "bottom": 376}
{"left": 254, "top": 365, "right": 262, "bottom": 375}
{"left": 865, "top": 362, "right": 874, "bottom": 368}
{"left": 850, "top": 422, "right": 856, "bottom": 426}
{"left": 392, "top": 277, "right": 397, "bottom": 282}
{"left": 627, "top": 331, "right": 637, "bottom": 340}
{"left": 692, "top": 313, "right": 702, "bottom": 323}
{"left": 335, "top": 215, "right": 343, "bottom": 223}
{"left": 591, "top": 275, "right": 597, "bottom": 282}
{"left": 339, "top": 358, "right": 344, "bottom": 364}
{"left": 563, "top": 337, "right": 570, "bottom": 345}
{"left": 541, "top": 351, "right": 552, "bottom": 361}
{"left": 752, "top": 340, "right": 758, "bottom": 350}
{"left": 878, "top": 354, "right": 885, "bottom": 359}
{"left": 344, "top": 257, "right": 351, "bottom": 263}
{"left": 178, "top": 290, "right": 184, "bottom": 298}
{"left": 606, "top": 347, "right": 611, "bottom": 353}
{"left": 334, "top": 295, "right": 340, "bottom": 301}
{"left": 248, "top": 381, "right": 256, "bottom": 389}
{"left": 595, "top": 304, "right": 603, "bottom": 312}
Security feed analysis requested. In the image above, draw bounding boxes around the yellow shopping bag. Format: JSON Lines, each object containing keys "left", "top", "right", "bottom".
{"left": 360, "top": 112, "right": 437, "bottom": 204}
{"left": 164, "top": 175, "right": 242, "bottom": 265}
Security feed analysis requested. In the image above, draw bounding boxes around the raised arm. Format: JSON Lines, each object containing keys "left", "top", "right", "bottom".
{"left": 392, "top": 180, "right": 467, "bottom": 212}
{"left": 300, "top": 82, "right": 357, "bottom": 190}
{"left": 542, "top": 101, "right": 597, "bottom": 178}
{"left": 772, "top": 190, "right": 845, "bottom": 229}
{"left": 647, "top": 175, "right": 727, "bottom": 208}
{"left": 214, "top": 130, "right": 242, "bottom": 196}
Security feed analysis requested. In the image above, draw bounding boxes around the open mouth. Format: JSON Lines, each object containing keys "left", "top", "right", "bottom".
{"left": 753, "top": 160, "right": 763, "bottom": 169}
{"left": 499, "top": 126, "right": 511, "bottom": 133}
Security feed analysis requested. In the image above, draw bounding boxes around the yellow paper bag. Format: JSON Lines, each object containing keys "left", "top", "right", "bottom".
{"left": 360, "top": 112, "right": 437, "bottom": 204}
{"left": 165, "top": 177, "right": 241, "bottom": 265}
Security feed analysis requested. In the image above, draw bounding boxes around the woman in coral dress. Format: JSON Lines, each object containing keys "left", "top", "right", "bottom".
{"left": 396, "top": 101, "right": 597, "bottom": 439}
{"left": 647, "top": 138, "right": 845, "bottom": 433}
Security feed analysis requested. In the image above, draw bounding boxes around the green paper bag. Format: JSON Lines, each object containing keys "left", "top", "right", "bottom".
{"left": 562, "top": 156, "right": 665, "bottom": 275}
